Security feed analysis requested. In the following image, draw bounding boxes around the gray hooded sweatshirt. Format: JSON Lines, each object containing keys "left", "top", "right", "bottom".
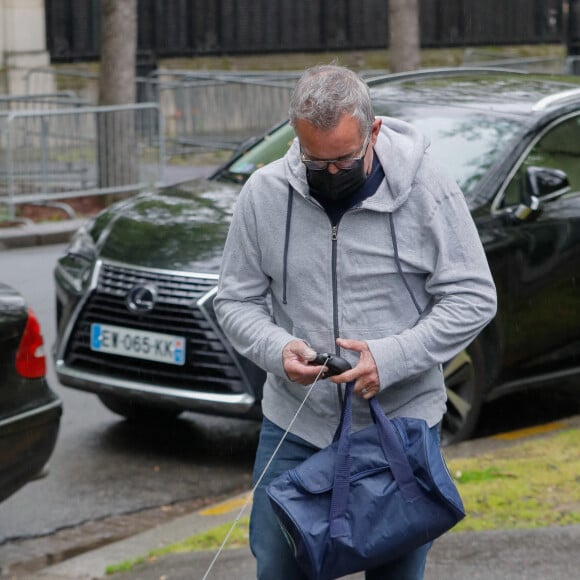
{"left": 214, "top": 117, "right": 497, "bottom": 449}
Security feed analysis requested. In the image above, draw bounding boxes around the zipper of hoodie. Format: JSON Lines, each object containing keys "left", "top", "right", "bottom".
{"left": 331, "top": 224, "right": 340, "bottom": 344}
{"left": 331, "top": 223, "right": 344, "bottom": 408}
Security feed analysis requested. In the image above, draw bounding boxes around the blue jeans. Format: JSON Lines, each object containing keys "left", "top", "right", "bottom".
{"left": 250, "top": 417, "right": 433, "bottom": 580}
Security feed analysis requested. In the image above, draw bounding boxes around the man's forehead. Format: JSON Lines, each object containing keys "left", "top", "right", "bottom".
{"left": 296, "top": 116, "right": 364, "bottom": 157}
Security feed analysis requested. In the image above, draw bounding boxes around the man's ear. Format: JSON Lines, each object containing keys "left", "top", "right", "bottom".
{"left": 371, "top": 118, "right": 382, "bottom": 145}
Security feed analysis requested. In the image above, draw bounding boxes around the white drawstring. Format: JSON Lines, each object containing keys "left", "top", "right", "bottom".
{"left": 201, "top": 358, "right": 329, "bottom": 580}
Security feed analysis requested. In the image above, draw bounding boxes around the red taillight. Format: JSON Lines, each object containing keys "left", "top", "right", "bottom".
{"left": 15, "top": 308, "right": 46, "bottom": 379}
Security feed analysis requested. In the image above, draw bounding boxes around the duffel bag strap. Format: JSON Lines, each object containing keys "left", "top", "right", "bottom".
{"left": 329, "top": 381, "right": 354, "bottom": 537}
{"left": 369, "top": 397, "right": 422, "bottom": 501}
{"left": 329, "top": 383, "right": 422, "bottom": 538}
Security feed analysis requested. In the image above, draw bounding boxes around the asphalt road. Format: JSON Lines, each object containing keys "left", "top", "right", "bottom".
{"left": 0, "top": 244, "right": 259, "bottom": 571}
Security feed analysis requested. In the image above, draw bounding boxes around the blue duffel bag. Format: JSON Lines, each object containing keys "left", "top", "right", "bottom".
{"left": 267, "top": 381, "right": 465, "bottom": 580}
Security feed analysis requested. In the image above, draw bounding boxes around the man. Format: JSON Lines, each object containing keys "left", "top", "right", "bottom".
{"left": 214, "top": 64, "right": 497, "bottom": 579}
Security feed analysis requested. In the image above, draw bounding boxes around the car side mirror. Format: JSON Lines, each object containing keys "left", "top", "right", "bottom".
{"left": 511, "top": 194, "right": 541, "bottom": 223}
{"left": 525, "top": 166, "right": 570, "bottom": 202}
{"left": 509, "top": 166, "right": 571, "bottom": 224}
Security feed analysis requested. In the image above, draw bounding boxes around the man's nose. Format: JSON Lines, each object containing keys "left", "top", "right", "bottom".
{"left": 327, "top": 163, "right": 341, "bottom": 174}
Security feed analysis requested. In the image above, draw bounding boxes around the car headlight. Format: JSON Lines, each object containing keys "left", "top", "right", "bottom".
{"left": 55, "top": 226, "right": 97, "bottom": 294}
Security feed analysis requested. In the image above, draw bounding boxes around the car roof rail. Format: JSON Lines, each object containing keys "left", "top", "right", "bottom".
{"left": 532, "top": 87, "right": 580, "bottom": 111}
{"left": 365, "top": 66, "right": 528, "bottom": 86}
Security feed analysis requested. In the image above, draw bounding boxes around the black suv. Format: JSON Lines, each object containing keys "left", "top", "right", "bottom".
{"left": 54, "top": 68, "right": 580, "bottom": 444}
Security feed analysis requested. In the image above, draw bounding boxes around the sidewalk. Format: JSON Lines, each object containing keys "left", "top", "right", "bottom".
{"left": 0, "top": 218, "right": 85, "bottom": 250}
{"left": 20, "top": 416, "right": 580, "bottom": 580}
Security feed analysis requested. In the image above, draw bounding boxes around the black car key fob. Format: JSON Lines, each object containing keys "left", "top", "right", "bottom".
{"left": 311, "top": 352, "right": 352, "bottom": 377}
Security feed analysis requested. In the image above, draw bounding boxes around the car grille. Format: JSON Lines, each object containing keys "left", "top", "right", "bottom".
{"left": 63, "top": 262, "right": 247, "bottom": 394}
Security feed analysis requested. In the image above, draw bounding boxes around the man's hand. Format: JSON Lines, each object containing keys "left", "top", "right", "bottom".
{"left": 330, "top": 337, "right": 380, "bottom": 399}
{"left": 282, "top": 340, "right": 325, "bottom": 385}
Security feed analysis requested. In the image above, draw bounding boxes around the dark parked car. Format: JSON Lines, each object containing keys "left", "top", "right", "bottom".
{"left": 1, "top": 283, "right": 62, "bottom": 502}
{"left": 54, "top": 68, "right": 580, "bottom": 444}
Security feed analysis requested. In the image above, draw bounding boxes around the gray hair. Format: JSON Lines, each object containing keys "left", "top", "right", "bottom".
{"left": 288, "top": 64, "right": 374, "bottom": 137}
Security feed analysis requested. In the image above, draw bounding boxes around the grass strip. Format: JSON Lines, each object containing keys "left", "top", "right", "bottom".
{"left": 448, "top": 428, "right": 580, "bottom": 532}
{"left": 105, "top": 516, "right": 250, "bottom": 575}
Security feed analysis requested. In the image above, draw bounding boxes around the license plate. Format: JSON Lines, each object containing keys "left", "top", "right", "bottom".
{"left": 90, "top": 323, "right": 185, "bottom": 366}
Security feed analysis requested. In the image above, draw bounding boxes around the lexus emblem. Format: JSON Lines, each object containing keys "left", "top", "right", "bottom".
{"left": 126, "top": 284, "right": 158, "bottom": 313}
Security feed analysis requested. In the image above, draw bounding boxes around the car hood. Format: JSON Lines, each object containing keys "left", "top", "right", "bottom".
{"left": 91, "top": 179, "right": 241, "bottom": 274}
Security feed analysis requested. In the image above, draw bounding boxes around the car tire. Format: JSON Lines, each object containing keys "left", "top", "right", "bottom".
{"left": 98, "top": 394, "right": 182, "bottom": 422}
{"left": 442, "top": 341, "right": 485, "bottom": 446}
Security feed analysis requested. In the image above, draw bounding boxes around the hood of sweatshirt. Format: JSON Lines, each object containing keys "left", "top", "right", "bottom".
{"left": 284, "top": 116, "right": 431, "bottom": 213}
{"left": 277, "top": 116, "right": 432, "bottom": 307}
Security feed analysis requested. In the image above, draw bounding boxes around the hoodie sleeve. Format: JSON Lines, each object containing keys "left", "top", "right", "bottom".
{"left": 214, "top": 179, "right": 295, "bottom": 379}
{"left": 366, "top": 171, "right": 497, "bottom": 390}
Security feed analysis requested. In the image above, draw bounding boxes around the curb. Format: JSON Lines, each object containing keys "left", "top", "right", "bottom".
{"left": 31, "top": 492, "right": 253, "bottom": 579}
{"left": 0, "top": 220, "right": 84, "bottom": 250}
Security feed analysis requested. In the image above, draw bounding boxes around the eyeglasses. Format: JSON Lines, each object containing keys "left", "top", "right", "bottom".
{"left": 300, "top": 134, "right": 371, "bottom": 171}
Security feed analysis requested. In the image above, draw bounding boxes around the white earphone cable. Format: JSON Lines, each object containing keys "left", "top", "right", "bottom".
{"left": 201, "top": 358, "right": 329, "bottom": 580}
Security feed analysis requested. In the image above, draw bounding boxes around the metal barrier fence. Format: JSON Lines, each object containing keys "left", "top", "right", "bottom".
{"left": 0, "top": 92, "right": 88, "bottom": 112}
{"left": 149, "top": 71, "right": 298, "bottom": 153}
{"left": 24, "top": 67, "right": 101, "bottom": 105}
{"left": 0, "top": 103, "right": 164, "bottom": 220}
{"left": 24, "top": 68, "right": 298, "bottom": 154}
{"left": 24, "top": 69, "right": 391, "bottom": 155}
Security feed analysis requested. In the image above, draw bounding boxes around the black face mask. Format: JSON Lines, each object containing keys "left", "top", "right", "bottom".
{"left": 306, "top": 157, "right": 368, "bottom": 202}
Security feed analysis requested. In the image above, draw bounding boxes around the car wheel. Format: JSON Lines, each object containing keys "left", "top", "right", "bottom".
{"left": 98, "top": 394, "right": 182, "bottom": 422}
{"left": 442, "top": 342, "right": 484, "bottom": 446}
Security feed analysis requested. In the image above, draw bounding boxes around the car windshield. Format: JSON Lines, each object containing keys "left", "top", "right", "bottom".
{"left": 220, "top": 104, "right": 524, "bottom": 202}
{"left": 375, "top": 104, "right": 524, "bottom": 199}
{"left": 222, "top": 123, "right": 297, "bottom": 183}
